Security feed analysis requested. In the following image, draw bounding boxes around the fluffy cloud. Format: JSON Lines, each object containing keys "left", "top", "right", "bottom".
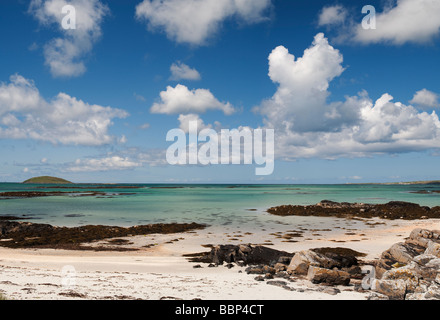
{"left": 29, "top": 0, "right": 109, "bottom": 77}
{"left": 151, "top": 84, "right": 235, "bottom": 115}
{"left": 410, "top": 89, "right": 440, "bottom": 109}
{"left": 135, "top": 0, "right": 271, "bottom": 45}
{"left": 170, "top": 62, "right": 201, "bottom": 81}
{"left": 257, "top": 33, "right": 349, "bottom": 133}
{"left": 320, "top": 0, "right": 440, "bottom": 45}
{"left": 355, "top": 0, "right": 440, "bottom": 44}
{"left": 178, "top": 114, "right": 211, "bottom": 133}
{"left": 0, "top": 74, "right": 128, "bottom": 146}
{"left": 257, "top": 33, "right": 440, "bottom": 159}
{"left": 318, "top": 5, "right": 347, "bottom": 26}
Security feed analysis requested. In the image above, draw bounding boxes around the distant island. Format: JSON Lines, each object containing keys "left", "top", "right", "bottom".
{"left": 347, "top": 180, "right": 440, "bottom": 185}
{"left": 393, "top": 180, "right": 440, "bottom": 185}
{"left": 23, "top": 176, "right": 73, "bottom": 184}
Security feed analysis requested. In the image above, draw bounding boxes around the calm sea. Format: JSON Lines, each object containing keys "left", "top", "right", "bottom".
{"left": 0, "top": 183, "right": 439, "bottom": 227}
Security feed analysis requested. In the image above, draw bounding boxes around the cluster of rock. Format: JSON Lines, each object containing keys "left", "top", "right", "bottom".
{"left": 286, "top": 247, "right": 363, "bottom": 286}
{"left": 268, "top": 200, "right": 440, "bottom": 220}
{"left": 208, "top": 244, "right": 293, "bottom": 266}
{"left": 195, "top": 231, "right": 440, "bottom": 300}
{"left": 194, "top": 244, "right": 364, "bottom": 288}
{"left": 187, "top": 244, "right": 293, "bottom": 267}
{"left": 370, "top": 228, "right": 440, "bottom": 300}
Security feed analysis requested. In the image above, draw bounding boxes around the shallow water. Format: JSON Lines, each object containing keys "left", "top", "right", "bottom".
{"left": 1, "top": 183, "right": 439, "bottom": 228}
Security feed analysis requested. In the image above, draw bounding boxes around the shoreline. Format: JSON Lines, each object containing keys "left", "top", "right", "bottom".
{"left": 1, "top": 211, "right": 440, "bottom": 300}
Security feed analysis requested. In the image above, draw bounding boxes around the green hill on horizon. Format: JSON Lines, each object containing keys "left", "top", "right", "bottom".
{"left": 23, "top": 176, "right": 73, "bottom": 184}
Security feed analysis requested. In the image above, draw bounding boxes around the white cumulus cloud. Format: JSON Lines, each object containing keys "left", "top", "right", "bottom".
{"left": 257, "top": 33, "right": 440, "bottom": 159}
{"left": 319, "top": 0, "right": 440, "bottom": 45}
{"left": 257, "top": 33, "right": 350, "bottom": 133}
{"left": 0, "top": 74, "right": 128, "bottom": 146}
{"left": 135, "top": 0, "right": 272, "bottom": 45}
{"left": 151, "top": 84, "right": 235, "bottom": 115}
{"left": 29, "top": 0, "right": 109, "bottom": 77}
{"left": 410, "top": 89, "right": 440, "bottom": 109}
{"left": 355, "top": 0, "right": 440, "bottom": 45}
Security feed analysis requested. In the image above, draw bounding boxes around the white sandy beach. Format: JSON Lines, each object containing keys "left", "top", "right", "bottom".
{"left": 1, "top": 216, "right": 440, "bottom": 300}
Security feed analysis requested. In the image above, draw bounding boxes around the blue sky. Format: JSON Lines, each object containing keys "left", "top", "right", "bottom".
{"left": 1, "top": 0, "right": 440, "bottom": 183}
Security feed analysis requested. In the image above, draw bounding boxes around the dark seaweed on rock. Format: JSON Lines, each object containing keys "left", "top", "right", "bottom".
{"left": 312, "top": 247, "right": 367, "bottom": 258}
{"left": 0, "top": 191, "right": 68, "bottom": 198}
{"left": 37, "top": 185, "right": 143, "bottom": 190}
{"left": 409, "top": 190, "right": 440, "bottom": 194}
{"left": 0, "top": 217, "right": 206, "bottom": 250}
{"left": 185, "top": 244, "right": 293, "bottom": 266}
{"left": 0, "top": 191, "right": 137, "bottom": 199}
{"left": 0, "top": 191, "right": 106, "bottom": 199}
{"left": 0, "top": 215, "right": 30, "bottom": 221}
{"left": 267, "top": 200, "right": 440, "bottom": 220}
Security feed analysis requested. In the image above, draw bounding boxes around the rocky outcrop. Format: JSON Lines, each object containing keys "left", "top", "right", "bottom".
{"left": 188, "top": 244, "right": 364, "bottom": 290}
{"left": 371, "top": 228, "right": 440, "bottom": 300}
{"left": 287, "top": 250, "right": 324, "bottom": 275}
{"left": 425, "top": 241, "right": 440, "bottom": 257}
{"left": 187, "top": 229, "right": 440, "bottom": 299}
{"left": 307, "top": 267, "right": 351, "bottom": 286}
{"left": 407, "top": 229, "right": 440, "bottom": 247}
{"left": 287, "top": 247, "right": 362, "bottom": 286}
{"left": 0, "top": 216, "right": 206, "bottom": 250}
{"left": 206, "top": 244, "right": 293, "bottom": 266}
{"left": 268, "top": 201, "right": 440, "bottom": 220}
{"left": 186, "top": 229, "right": 440, "bottom": 299}
{"left": 0, "top": 220, "right": 54, "bottom": 238}
{"left": 372, "top": 279, "right": 407, "bottom": 300}
{"left": 375, "top": 242, "right": 425, "bottom": 277}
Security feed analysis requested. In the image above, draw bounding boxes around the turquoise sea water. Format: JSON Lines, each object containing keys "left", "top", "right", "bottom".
{"left": 1, "top": 183, "right": 440, "bottom": 228}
